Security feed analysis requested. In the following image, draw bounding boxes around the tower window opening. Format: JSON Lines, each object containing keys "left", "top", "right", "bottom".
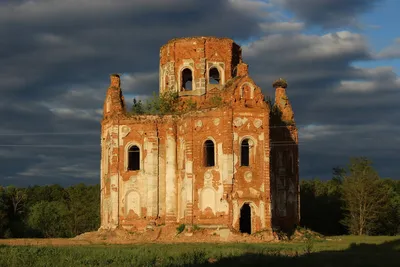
{"left": 209, "top": 67, "right": 220, "bottom": 84}
{"left": 182, "top": 68, "right": 193, "bottom": 91}
{"left": 241, "top": 139, "right": 250, "bottom": 166}
{"left": 204, "top": 140, "right": 215, "bottom": 167}
{"left": 128, "top": 145, "right": 140, "bottom": 171}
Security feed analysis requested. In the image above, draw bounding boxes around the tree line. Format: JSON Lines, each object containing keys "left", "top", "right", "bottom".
{"left": 0, "top": 183, "right": 99, "bottom": 238}
{"left": 301, "top": 157, "right": 400, "bottom": 236}
{"left": 0, "top": 157, "right": 399, "bottom": 238}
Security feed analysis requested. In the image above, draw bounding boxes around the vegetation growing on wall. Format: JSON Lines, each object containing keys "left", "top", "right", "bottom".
{"left": 210, "top": 95, "right": 223, "bottom": 107}
{"left": 129, "top": 91, "right": 226, "bottom": 116}
{"left": 130, "top": 91, "right": 180, "bottom": 115}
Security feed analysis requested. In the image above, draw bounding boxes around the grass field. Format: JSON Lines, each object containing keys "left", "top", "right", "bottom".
{"left": 0, "top": 236, "right": 399, "bottom": 266}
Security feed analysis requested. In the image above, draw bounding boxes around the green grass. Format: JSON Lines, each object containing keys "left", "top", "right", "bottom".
{"left": 0, "top": 236, "right": 399, "bottom": 266}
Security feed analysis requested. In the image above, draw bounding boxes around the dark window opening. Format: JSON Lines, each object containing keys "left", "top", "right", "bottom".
{"left": 204, "top": 140, "right": 215, "bottom": 167}
{"left": 240, "top": 203, "right": 251, "bottom": 234}
{"left": 241, "top": 139, "right": 250, "bottom": 166}
{"left": 209, "top": 67, "right": 220, "bottom": 84}
{"left": 182, "top": 68, "right": 193, "bottom": 90}
{"left": 128, "top": 145, "right": 140, "bottom": 170}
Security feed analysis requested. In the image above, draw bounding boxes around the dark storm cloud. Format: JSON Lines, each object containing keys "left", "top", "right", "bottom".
{"left": 121, "top": 72, "right": 159, "bottom": 97}
{"left": 0, "top": 99, "right": 100, "bottom": 186}
{"left": 273, "top": 0, "right": 383, "bottom": 28}
{"left": 241, "top": 31, "right": 400, "bottom": 179}
{"left": 0, "top": 146, "right": 100, "bottom": 187}
{"left": 0, "top": 0, "right": 398, "bottom": 186}
{"left": 0, "top": 101, "right": 57, "bottom": 133}
{"left": 106, "top": 29, "right": 400, "bottom": 180}
{"left": 242, "top": 31, "right": 372, "bottom": 104}
{"left": 0, "top": 0, "right": 264, "bottom": 100}
{"left": 0, "top": 0, "right": 269, "bottom": 186}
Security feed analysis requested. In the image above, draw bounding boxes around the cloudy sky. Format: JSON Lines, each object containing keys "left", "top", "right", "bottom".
{"left": 1, "top": 0, "right": 399, "bottom": 186}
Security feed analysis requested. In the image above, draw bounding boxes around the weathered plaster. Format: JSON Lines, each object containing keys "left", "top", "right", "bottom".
{"left": 100, "top": 37, "right": 300, "bottom": 234}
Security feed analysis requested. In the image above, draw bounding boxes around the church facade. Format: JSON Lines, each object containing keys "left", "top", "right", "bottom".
{"left": 100, "top": 37, "right": 299, "bottom": 234}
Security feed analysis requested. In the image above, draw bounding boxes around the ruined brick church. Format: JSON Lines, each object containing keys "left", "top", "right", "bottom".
{"left": 100, "top": 37, "right": 299, "bottom": 234}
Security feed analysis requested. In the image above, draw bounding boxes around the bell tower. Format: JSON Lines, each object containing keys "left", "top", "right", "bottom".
{"left": 159, "top": 37, "right": 242, "bottom": 96}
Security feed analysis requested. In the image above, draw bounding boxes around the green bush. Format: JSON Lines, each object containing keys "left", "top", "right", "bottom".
{"left": 27, "top": 201, "right": 71, "bottom": 238}
{"left": 130, "top": 91, "right": 180, "bottom": 115}
{"left": 184, "top": 97, "right": 197, "bottom": 111}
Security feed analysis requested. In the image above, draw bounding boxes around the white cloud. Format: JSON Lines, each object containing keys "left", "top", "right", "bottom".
{"left": 299, "top": 124, "right": 337, "bottom": 140}
{"left": 49, "top": 108, "right": 102, "bottom": 121}
{"left": 243, "top": 31, "right": 369, "bottom": 62}
{"left": 335, "top": 66, "right": 400, "bottom": 93}
{"left": 17, "top": 154, "right": 99, "bottom": 180}
{"left": 121, "top": 72, "right": 159, "bottom": 94}
{"left": 336, "top": 81, "right": 377, "bottom": 93}
{"left": 35, "top": 33, "right": 70, "bottom": 46}
{"left": 260, "top": 21, "right": 304, "bottom": 32}
{"left": 296, "top": 31, "right": 369, "bottom": 60}
{"left": 229, "top": 0, "right": 273, "bottom": 18}
{"left": 376, "top": 37, "right": 400, "bottom": 59}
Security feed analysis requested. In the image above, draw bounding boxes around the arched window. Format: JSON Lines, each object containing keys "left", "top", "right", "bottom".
{"left": 204, "top": 140, "right": 215, "bottom": 167}
{"left": 128, "top": 145, "right": 140, "bottom": 170}
{"left": 240, "top": 84, "right": 254, "bottom": 99}
{"left": 181, "top": 68, "right": 193, "bottom": 90}
{"left": 209, "top": 67, "right": 220, "bottom": 84}
{"left": 241, "top": 139, "right": 250, "bottom": 166}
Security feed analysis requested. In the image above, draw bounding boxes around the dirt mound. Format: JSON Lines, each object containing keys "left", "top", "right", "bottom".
{"left": 0, "top": 225, "right": 280, "bottom": 246}
{"left": 73, "top": 225, "right": 279, "bottom": 244}
{"left": 272, "top": 227, "right": 325, "bottom": 242}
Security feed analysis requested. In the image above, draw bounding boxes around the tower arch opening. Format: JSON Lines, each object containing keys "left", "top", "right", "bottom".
{"left": 181, "top": 68, "right": 193, "bottom": 91}
{"left": 209, "top": 67, "right": 220, "bottom": 84}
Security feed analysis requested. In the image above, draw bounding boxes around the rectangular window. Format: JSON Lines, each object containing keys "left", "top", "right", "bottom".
{"left": 204, "top": 140, "right": 215, "bottom": 167}
{"left": 128, "top": 146, "right": 140, "bottom": 170}
{"left": 241, "top": 139, "right": 250, "bottom": 166}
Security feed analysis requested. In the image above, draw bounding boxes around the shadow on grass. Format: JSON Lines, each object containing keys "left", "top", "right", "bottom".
{"left": 192, "top": 239, "right": 400, "bottom": 267}
{"left": 0, "top": 238, "right": 399, "bottom": 266}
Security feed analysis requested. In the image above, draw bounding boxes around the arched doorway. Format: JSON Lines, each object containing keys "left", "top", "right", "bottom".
{"left": 239, "top": 203, "right": 251, "bottom": 234}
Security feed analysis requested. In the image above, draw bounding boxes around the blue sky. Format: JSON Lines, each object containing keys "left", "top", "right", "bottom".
{"left": 356, "top": 0, "right": 399, "bottom": 72}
